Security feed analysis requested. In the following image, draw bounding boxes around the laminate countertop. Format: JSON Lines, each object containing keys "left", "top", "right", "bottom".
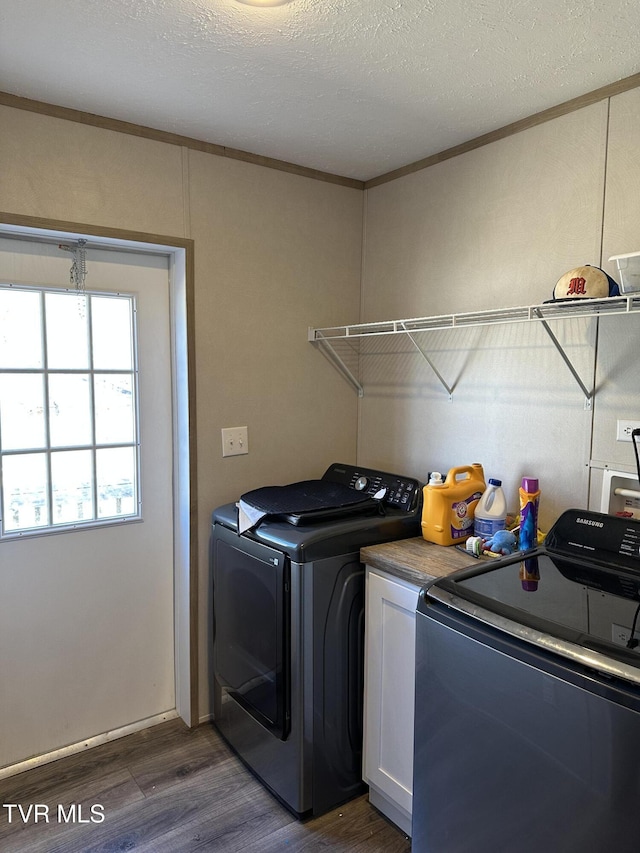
{"left": 361, "top": 536, "right": 477, "bottom": 587}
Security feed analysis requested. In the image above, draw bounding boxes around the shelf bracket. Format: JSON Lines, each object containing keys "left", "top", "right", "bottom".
{"left": 402, "top": 325, "right": 454, "bottom": 400}
{"left": 312, "top": 331, "right": 364, "bottom": 397}
{"left": 534, "top": 309, "right": 593, "bottom": 409}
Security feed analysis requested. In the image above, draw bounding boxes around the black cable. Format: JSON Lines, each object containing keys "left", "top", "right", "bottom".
{"left": 620, "top": 431, "right": 640, "bottom": 650}
{"left": 633, "top": 428, "right": 640, "bottom": 488}
{"left": 626, "top": 599, "right": 640, "bottom": 649}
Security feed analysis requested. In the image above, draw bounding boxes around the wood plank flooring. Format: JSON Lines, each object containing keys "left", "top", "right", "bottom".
{"left": 0, "top": 718, "right": 411, "bottom": 852}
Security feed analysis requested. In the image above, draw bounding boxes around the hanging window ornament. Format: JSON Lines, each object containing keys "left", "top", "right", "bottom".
{"left": 58, "top": 238, "right": 88, "bottom": 317}
{"left": 71, "top": 239, "right": 88, "bottom": 292}
{"left": 58, "top": 239, "right": 88, "bottom": 291}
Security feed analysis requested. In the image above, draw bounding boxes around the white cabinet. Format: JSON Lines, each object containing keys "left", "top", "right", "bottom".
{"left": 363, "top": 566, "right": 421, "bottom": 836}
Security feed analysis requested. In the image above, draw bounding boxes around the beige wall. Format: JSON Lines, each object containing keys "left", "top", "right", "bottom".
{"left": 0, "top": 104, "right": 362, "bottom": 726}
{"left": 591, "top": 87, "right": 640, "bottom": 507}
{"left": 187, "top": 152, "right": 362, "bottom": 715}
{"left": 0, "top": 108, "right": 187, "bottom": 235}
{"left": 2, "top": 84, "right": 639, "bottom": 735}
{"left": 359, "top": 92, "right": 640, "bottom": 531}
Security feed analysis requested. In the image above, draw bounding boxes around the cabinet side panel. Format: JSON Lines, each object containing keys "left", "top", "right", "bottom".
{"left": 364, "top": 569, "right": 419, "bottom": 814}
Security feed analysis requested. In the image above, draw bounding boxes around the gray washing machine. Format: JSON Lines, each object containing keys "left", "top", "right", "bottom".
{"left": 210, "top": 462, "right": 422, "bottom": 817}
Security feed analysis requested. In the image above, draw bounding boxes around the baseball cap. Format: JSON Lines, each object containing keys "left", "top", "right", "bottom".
{"left": 548, "top": 265, "right": 620, "bottom": 302}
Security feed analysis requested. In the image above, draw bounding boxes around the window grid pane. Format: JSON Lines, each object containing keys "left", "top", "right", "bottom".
{"left": 51, "top": 449, "right": 94, "bottom": 526}
{"left": 0, "top": 374, "right": 47, "bottom": 450}
{"left": 48, "top": 373, "right": 93, "bottom": 448}
{"left": 0, "top": 288, "right": 43, "bottom": 369}
{"left": 0, "top": 284, "right": 140, "bottom": 538}
{"left": 45, "top": 291, "right": 90, "bottom": 369}
{"left": 1, "top": 453, "right": 49, "bottom": 532}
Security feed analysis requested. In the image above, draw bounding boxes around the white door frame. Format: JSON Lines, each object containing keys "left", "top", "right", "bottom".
{"left": 0, "top": 213, "right": 198, "bottom": 728}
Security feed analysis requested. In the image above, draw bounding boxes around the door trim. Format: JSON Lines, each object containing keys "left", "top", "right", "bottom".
{"left": 0, "top": 211, "right": 198, "bottom": 728}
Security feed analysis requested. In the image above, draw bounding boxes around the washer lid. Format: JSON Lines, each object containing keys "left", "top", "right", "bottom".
{"left": 241, "top": 479, "right": 375, "bottom": 512}
{"left": 424, "top": 532, "right": 640, "bottom": 677}
{"left": 239, "top": 479, "right": 379, "bottom": 529}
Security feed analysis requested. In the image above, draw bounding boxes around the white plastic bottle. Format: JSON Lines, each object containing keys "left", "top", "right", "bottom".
{"left": 473, "top": 478, "right": 507, "bottom": 537}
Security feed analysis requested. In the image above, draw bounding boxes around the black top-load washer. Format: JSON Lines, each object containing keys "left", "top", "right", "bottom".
{"left": 209, "top": 462, "right": 422, "bottom": 817}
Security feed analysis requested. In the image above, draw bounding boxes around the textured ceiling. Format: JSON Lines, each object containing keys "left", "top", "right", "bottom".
{"left": 1, "top": 0, "right": 639, "bottom": 181}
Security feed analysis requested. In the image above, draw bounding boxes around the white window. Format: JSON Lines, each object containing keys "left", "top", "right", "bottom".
{"left": 0, "top": 284, "right": 140, "bottom": 538}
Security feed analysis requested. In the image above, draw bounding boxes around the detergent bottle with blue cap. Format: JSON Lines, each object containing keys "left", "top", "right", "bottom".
{"left": 421, "top": 464, "right": 486, "bottom": 546}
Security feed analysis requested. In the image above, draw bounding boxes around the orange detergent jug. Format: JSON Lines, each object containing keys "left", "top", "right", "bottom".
{"left": 421, "top": 464, "right": 486, "bottom": 546}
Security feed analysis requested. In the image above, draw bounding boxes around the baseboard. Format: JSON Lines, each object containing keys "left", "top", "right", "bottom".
{"left": 0, "top": 709, "right": 179, "bottom": 780}
{"left": 368, "top": 785, "right": 412, "bottom": 837}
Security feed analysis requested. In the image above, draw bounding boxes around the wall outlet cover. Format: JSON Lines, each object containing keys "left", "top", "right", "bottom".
{"left": 616, "top": 420, "right": 640, "bottom": 442}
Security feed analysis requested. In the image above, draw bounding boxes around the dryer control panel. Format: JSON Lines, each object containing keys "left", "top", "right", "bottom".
{"left": 322, "top": 462, "right": 422, "bottom": 513}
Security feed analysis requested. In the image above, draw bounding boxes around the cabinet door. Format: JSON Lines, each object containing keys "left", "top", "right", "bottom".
{"left": 363, "top": 568, "right": 419, "bottom": 815}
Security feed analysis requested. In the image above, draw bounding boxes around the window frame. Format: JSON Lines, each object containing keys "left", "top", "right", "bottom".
{"left": 0, "top": 282, "right": 142, "bottom": 540}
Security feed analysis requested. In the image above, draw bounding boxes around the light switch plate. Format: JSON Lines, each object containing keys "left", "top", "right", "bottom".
{"left": 221, "top": 426, "right": 248, "bottom": 457}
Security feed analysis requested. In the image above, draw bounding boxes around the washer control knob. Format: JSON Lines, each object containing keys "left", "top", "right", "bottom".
{"left": 354, "top": 476, "right": 369, "bottom": 491}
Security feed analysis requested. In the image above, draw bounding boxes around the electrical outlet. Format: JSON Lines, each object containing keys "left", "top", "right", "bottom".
{"left": 616, "top": 420, "right": 640, "bottom": 442}
{"left": 612, "top": 622, "right": 640, "bottom": 647}
{"left": 221, "top": 426, "right": 248, "bottom": 457}
{"left": 612, "top": 623, "right": 632, "bottom": 645}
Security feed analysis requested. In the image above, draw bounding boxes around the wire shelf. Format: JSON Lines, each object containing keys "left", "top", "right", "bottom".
{"left": 308, "top": 295, "right": 640, "bottom": 402}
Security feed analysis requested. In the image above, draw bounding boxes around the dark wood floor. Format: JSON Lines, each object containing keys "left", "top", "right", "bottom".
{"left": 0, "top": 718, "right": 411, "bottom": 852}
